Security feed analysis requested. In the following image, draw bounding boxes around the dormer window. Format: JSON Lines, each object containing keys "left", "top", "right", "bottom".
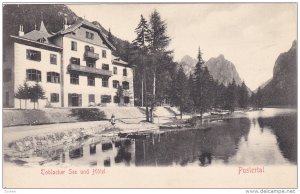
{"left": 38, "top": 38, "right": 46, "bottom": 43}
{"left": 86, "top": 31, "right": 94, "bottom": 40}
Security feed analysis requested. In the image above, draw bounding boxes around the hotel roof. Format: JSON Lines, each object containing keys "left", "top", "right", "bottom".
{"left": 51, "top": 19, "right": 116, "bottom": 51}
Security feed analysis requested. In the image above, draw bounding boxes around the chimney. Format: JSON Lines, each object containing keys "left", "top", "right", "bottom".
{"left": 18, "top": 25, "right": 24, "bottom": 36}
{"left": 64, "top": 14, "right": 69, "bottom": 30}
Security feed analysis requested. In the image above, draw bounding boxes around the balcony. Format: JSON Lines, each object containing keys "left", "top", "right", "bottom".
{"left": 68, "top": 64, "right": 112, "bottom": 77}
{"left": 84, "top": 51, "right": 99, "bottom": 60}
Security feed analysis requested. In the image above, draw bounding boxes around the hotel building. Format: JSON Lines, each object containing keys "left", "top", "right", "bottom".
{"left": 3, "top": 19, "right": 134, "bottom": 108}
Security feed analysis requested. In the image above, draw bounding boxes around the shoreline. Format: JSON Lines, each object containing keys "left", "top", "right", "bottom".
{"left": 3, "top": 108, "right": 297, "bottom": 167}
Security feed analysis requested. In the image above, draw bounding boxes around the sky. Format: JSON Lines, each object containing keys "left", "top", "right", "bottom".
{"left": 67, "top": 3, "right": 297, "bottom": 90}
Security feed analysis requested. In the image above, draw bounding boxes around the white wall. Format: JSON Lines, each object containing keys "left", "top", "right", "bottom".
{"left": 13, "top": 43, "right": 62, "bottom": 109}
{"left": 62, "top": 36, "right": 134, "bottom": 107}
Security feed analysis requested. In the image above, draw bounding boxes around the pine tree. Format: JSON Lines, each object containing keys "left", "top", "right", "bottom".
{"left": 193, "top": 47, "right": 207, "bottom": 118}
{"left": 146, "top": 10, "right": 171, "bottom": 53}
{"left": 255, "top": 87, "right": 264, "bottom": 109}
{"left": 238, "top": 81, "right": 249, "bottom": 108}
{"left": 132, "top": 14, "right": 150, "bottom": 120}
{"left": 133, "top": 15, "right": 150, "bottom": 49}
{"left": 225, "top": 79, "right": 238, "bottom": 111}
{"left": 146, "top": 10, "right": 172, "bottom": 123}
{"left": 171, "top": 65, "right": 189, "bottom": 119}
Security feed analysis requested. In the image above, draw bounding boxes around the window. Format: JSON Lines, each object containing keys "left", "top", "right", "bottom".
{"left": 70, "top": 74, "right": 79, "bottom": 85}
{"left": 86, "top": 61, "right": 95, "bottom": 68}
{"left": 102, "top": 50, "right": 107, "bottom": 58}
{"left": 101, "top": 95, "right": 111, "bottom": 103}
{"left": 85, "top": 45, "right": 90, "bottom": 52}
{"left": 26, "top": 49, "right": 41, "bottom": 61}
{"left": 50, "top": 54, "right": 57, "bottom": 65}
{"left": 113, "top": 67, "right": 117, "bottom": 75}
{"left": 114, "top": 96, "right": 120, "bottom": 103}
{"left": 123, "top": 68, "right": 127, "bottom": 76}
{"left": 124, "top": 96, "right": 130, "bottom": 104}
{"left": 102, "top": 77, "right": 109, "bottom": 87}
{"left": 102, "top": 64, "right": 109, "bottom": 70}
{"left": 88, "top": 76, "right": 95, "bottom": 86}
{"left": 38, "top": 38, "right": 46, "bottom": 43}
{"left": 113, "top": 80, "right": 119, "bottom": 89}
{"left": 90, "top": 47, "right": 94, "bottom": 52}
{"left": 71, "top": 41, "right": 77, "bottom": 51}
{"left": 3, "top": 69, "right": 11, "bottom": 82}
{"left": 70, "top": 57, "right": 80, "bottom": 65}
{"left": 122, "top": 81, "right": 129, "bottom": 90}
{"left": 89, "top": 94, "right": 95, "bottom": 103}
{"left": 47, "top": 72, "right": 60, "bottom": 83}
{"left": 26, "top": 69, "right": 41, "bottom": 82}
{"left": 86, "top": 32, "right": 94, "bottom": 40}
{"left": 50, "top": 93, "right": 59, "bottom": 103}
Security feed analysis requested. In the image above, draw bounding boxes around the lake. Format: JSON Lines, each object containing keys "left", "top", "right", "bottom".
{"left": 15, "top": 108, "right": 298, "bottom": 167}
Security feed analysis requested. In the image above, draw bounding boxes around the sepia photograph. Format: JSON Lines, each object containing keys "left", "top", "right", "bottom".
{"left": 2, "top": 2, "right": 298, "bottom": 189}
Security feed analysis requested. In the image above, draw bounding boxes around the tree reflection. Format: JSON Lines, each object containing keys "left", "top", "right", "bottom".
{"left": 134, "top": 118, "right": 251, "bottom": 166}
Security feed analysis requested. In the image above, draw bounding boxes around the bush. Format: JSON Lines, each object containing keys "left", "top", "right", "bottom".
{"left": 70, "top": 108, "right": 106, "bottom": 121}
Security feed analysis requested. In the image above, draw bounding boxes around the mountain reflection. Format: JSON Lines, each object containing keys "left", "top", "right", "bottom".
{"left": 258, "top": 114, "right": 297, "bottom": 164}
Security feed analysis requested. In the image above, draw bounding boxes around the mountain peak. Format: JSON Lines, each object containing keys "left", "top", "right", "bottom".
{"left": 205, "top": 55, "right": 242, "bottom": 87}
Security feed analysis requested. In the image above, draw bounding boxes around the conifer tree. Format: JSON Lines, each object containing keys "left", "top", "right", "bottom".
{"left": 171, "top": 65, "right": 189, "bottom": 119}
{"left": 146, "top": 10, "right": 172, "bottom": 122}
{"left": 132, "top": 14, "right": 151, "bottom": 121}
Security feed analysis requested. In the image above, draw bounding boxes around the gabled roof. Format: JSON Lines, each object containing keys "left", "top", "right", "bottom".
{"left": 22, "top": 20, "right": 52, "bottom": 43}
{"left": 51, "top": 19, "right": 116, "bottom": 51}
{"left": 23, "top": 30, "right": 51, "bottom": 42}
{"left": 10, "top": 35, "right": 62, "bottom": 51}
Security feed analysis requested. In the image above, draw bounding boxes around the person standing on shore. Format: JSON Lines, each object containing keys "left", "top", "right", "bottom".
{"left": 110, "top": 114, "right": 116, "bottom": 129}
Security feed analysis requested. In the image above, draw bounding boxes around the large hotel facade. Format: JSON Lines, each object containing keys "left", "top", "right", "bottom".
{"left": 3, "top": 18, "right": 135, "bottom": 108}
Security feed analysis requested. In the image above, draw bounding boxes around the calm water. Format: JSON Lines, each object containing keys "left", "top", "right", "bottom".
{"left": 29, "top": 108, "right": 298, "bottom": 167}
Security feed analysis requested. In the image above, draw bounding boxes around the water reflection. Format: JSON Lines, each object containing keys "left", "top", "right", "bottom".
{"left": 257, "top": 114, "right": 297, "bottom": 164}
{"left": 134, "top": 118, "right": 250, "bottom": 166}
{"left": 28, "top": 108, "right": 296, "bottom": 167}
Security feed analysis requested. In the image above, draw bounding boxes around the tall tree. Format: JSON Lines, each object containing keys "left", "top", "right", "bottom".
{"left": 133, "top": 15, "right": 150, "bottom": 48}
{"left": 132, "top": 14, "right": 151, "bottom": 121}
{"left": 225, "top": 79, "right": 238, "bottom": 111}
{"left": 238, "top": 81, "right": 249, "bottom": 108}
{"left": 170, "top": 65, "right": 190, "bottom": 119}
{"left": 255, "top": 87, "right": 264, "bottom": 109}
{"left": 146, "top": 10, "right": 172, "bottom": 122}
{"left": 192, "top": 47, "right": 212, "bottom": 118}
